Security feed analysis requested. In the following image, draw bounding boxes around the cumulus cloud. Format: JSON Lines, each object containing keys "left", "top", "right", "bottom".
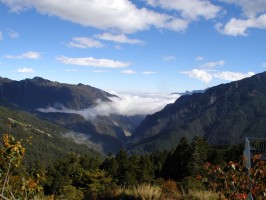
{"left": 69, "top": 37, "right": 104, "bottom": 48}
{"left": 213, "top": 71, "right": 255, "bottom": 81}
{"left": 216, "top": 13, "right": 266, "bottom": 36}
{"left": 37, "top": 92, "right": 181, "bottom": 118}
{"left": 57, "top": 56, "right": 130, "bottom": 68}
{"left": 220, "top": 0, "right": 266, "bottom": 18}
{"left": 5, "top": 51, "right": 41, "bottom": 59}
{"left": 181, "top": 69, "right": 213, "bottom": 83}
{"left": 95, "top": 33, "right": 144, "bottom": 45}
{"left": 1, "top": 0, "right": 188, "bottom": 33}
{"left": 142, "top": 71, "right": 157, "bottom": 75}
{"left": 202, "top": 60, "right": 225, "bottom": 68}
{"left": 145, "top": 0, "right": 221, "bottom": 20}
{"left": 181, "top": 69, "right": 255, "bottom": 82}
{"left": 16, "top": 67, "right": 34, "bottom": 73}
{"left": 121, "top": 69, "right": 136, "bottom": 74}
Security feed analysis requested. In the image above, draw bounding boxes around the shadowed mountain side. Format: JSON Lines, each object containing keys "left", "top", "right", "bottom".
{"left": 0, "top": 76, "right": 115, "bottom": 110}
{"left": 129, "top": 71, "right": 266, "bottom": 153}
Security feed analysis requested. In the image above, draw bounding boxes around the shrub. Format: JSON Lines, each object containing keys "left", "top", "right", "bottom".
{"left": 161, "top": 180, "right": 182, "bottom": 200}
{"left": 200, "top": 155, "right": 266, "bottom": 199}
{"left": 0, "top": 134, "right": 44, "bottom": 199}
{"left": 182, "top": 176, "right": 205, "bottom": 192}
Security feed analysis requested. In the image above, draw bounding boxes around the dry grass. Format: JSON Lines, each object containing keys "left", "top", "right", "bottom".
{"left": 184, "top": 190, "right": 222, "bottom": 200}
{"left": 113, "top": 184, "right": 162, "bottom": 200}
{"left": 108, "top": 184, "right": 222, "bottom": 200}
{"left": 131, "top": 184, "right": 162, "bottom": 200}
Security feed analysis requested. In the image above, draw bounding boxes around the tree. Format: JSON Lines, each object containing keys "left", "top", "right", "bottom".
{"left": 188, "top": 137, "right": 210, "bottom": 176}
{"left": 161, "top": 137, "right": 192, "bottom": 181}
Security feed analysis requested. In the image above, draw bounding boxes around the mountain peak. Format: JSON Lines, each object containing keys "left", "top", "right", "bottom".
{"left": 0, "top": 76, "right": 113, "bottom": 109}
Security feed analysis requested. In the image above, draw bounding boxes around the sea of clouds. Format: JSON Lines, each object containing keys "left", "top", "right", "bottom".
{"left": 37, "top": 92, "right": 181, "bottom": 119}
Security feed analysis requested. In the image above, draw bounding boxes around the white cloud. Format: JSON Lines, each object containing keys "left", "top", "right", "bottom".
{"left": 16, "top": 67, "right": 34, "bottom": 73}
{"left": 69, "top": 37, "right": 104, "bottom": 48}
{"left": 162, "top": 55, "right": 176, "bottom": 61}
{"left": 145, "top": 0, "right": 221, "bottom": 20}
{"left": 195, "top": 56, "right": 204, "bottom": 61}
{"left": 181, "top": 69, "right": 213, "bottom": 82}
{"left": 181, "top": 69, "right": 255, "bottom": 83}
{"left": 216, "top": 13, "right": 266, "bottom": 36}
{"left": 1, "top": 0, "right": 188, "bottom": 33}
{"left": 95, "top": 33, "right": 144, "bottom": 45}
{"left": 214, "top": 71, "right": 255, "bottom": 81}
{"left": 57, "top": 56, "right": 130, "bottom": 68}
{"left": 202, "top": 60, "right": 225, "bottom": 68}
{"left": 262, "top": 62, "right": 266, "bottom": 67}
{"left": 5, "top": 51, "right": 41, "bottom": 59}
{"left": 0, "top": 31, "right": 3, "bottom": 41}
{"left": 220, "top": 0, "right": 266, "bottom": 18}
{"left": 7, "top": 29, "right": 19, "bottom": 38}
{"left": 142, "top": 71, "right": 157, "bottom": 75}
{"left": 37, "top": 92, "right": 181, "bottom": 117}
{"left": 121, "top": 69, "right": 136, "bottom": 74}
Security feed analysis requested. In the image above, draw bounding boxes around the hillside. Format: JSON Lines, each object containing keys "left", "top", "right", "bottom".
{"left": 0, "top": 76, "right": 143, "bottom": 154}
{"left": 128, "top": 71, "right": 266, "bottom": 153}
{"left": 0, "top": 106, "right": 101, "bottom": 166}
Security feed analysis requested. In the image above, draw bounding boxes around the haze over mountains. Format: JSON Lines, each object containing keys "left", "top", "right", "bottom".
{"left": 1, "top": 72, "right": 266, "bottom": 155}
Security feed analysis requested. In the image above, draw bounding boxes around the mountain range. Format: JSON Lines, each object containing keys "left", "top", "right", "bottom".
{"left": 129, "top": 71, "right": 266, "bottom": 153}
{"left": 0, "top": 76, "right": 144, "bottom": 154}
{"left": 1, "top": 72, "right": 266, "bottom": 157}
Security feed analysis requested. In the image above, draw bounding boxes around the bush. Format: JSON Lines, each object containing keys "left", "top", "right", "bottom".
{"left": 182, "top": 176, "right": 205, "bottom": 192}
{"left": 161, "top": 180, "right": 182, "bottom": 200}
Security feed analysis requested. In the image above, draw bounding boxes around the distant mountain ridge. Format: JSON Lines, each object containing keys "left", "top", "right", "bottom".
{"left": 0, "top": 76, "right": 115, "bottom": 110}
{"left": 128, "top": 71, "right": 266, "bottom": 153}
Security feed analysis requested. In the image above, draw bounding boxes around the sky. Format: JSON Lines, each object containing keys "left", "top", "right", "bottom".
{"left": 0, "top": 0, "right": 266, "bottom": 94}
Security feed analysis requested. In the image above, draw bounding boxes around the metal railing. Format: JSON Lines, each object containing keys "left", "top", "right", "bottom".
{"left": 243, "top": 137, "right": 266, "bottom": 200}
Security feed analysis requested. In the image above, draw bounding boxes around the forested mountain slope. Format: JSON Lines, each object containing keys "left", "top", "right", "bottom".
{"left": 129, "top": 71, "right": 266, "bottom": 153}
{"left": 0, "top": 106, "right": 101, "bottom": 166}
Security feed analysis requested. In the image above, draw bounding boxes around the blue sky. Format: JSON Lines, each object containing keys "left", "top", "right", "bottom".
{"left": 0, "top": 0, "right": 266, "bottom": 93}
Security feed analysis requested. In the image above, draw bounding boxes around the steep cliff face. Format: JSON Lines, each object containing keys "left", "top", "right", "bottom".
{"left": 129, "top": 72, "right": 266, "bottom": 153}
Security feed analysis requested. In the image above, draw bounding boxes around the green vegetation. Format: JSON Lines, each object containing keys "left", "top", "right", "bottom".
{"left": 3, "top": 132, "right": 265, "bottom": 199}
{"left": 0, "top": 106, "right": 101, "bottom": 167}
